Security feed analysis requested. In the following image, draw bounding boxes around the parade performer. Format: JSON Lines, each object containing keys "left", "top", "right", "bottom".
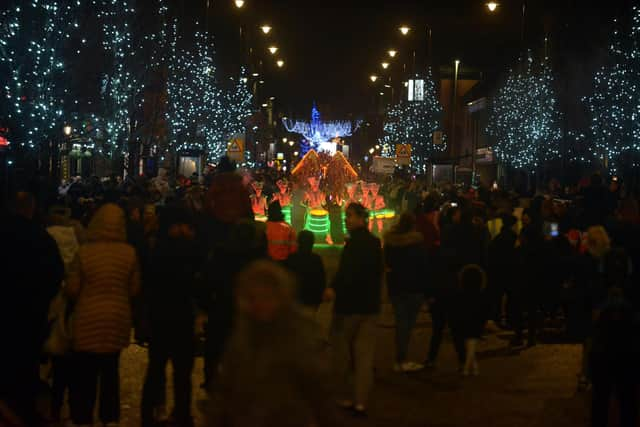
{"left": 304, "top": 177, "right": 332, "bottom": 244}
{"left": 368, "top": 183, "right": 386, "bottom": 233}
{"left": 250, "top": 181, "right": 268, "bottom": 218}
{"left": 272, "top": 179, "right": 293, "bottom": 224}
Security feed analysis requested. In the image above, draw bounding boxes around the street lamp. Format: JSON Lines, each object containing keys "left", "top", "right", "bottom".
{"left": 276, "top": 59, "right": 285, "bottom": 68}
{"left": 486, "top": 2, "right": 499, "bottom": 12}
{"left": 388, "top": 50, "right": 398, "bottom": 58}
{"left": 399, "top": 26, "right": 411, "bottom": 36}
{"left": 369, "top": 148, "right": 375, "bottom": 154}
{"left": 381, "top": 62, "right": 390, "bottom": 70}
{"left": 268, "top": 46, "right": 279, "bottom": 54}
{"left": 288, "top": 140, "right": 294, "bottom": 147}
{"left": 370, "top": 75, "right": 378, "bottom": 83}
{"left": 282, "top": 138, "right": 288, "bottom": 143}
{"left": 234, "top": 0, "right": 245, "bottom": 8}
{"left": 63, "top": 125, "right": 72, "bottom": 136}
{"left": 260, "top": 25, "right": 272, "bottom": 34}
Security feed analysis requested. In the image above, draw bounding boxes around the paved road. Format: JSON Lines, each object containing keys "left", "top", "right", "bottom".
{"left": 72, "top": 246, "right": 591, "bottom": 426}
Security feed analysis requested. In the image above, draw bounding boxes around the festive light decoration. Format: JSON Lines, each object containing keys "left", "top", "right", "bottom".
{"left": 96, "top": 0, "right": 139, "bottom": 157}
{"left": 487, "top": 54, "right": 561, "bottom": 171}
{"left": 379, "top": 68, "right": 444, "bottom": 172}
{"left": 0, "top": 1, "right": 81, "bottom": 148}
{"left": 583, "top": 7, "right": 640, "bottom": 173}
{"left": 283, "top": 104, "right": 361, "bottom": 155}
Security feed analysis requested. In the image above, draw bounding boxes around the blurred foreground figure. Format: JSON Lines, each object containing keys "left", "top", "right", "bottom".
{"left": 217, "top": 260, "right": 338, "bottom": 427}
{"left": 0, "top": 192, "right": 63, "bottom": 426}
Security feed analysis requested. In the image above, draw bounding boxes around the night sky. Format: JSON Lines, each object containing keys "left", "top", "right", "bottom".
{"left": 185, "top": 0, "right": 624, "bottom": 119}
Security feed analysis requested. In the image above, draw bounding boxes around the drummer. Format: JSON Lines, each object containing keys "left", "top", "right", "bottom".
{"left": 303, "top": 177, "right": 333, "bottom": 245}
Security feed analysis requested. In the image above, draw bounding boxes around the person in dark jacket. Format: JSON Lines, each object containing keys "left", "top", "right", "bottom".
{"left": 325, "top": 202, "right": 383, "bottom": 416}
{"left": 141, "top": 205, "right": 201, "bottom": 427}
{"left": 487, "top": 214, "right": 518, "bottom": 326}
{"left": 285, "top": 230, "right": 326, "bottom": 316}
{"left": 0, "top": 192, "right": 63, "bottom": 426}
{"left": 425, "top": 206, "right": 470, "bottom": 369}
{"left": 384, "top": 212, "right": 426, "bottom": 373}
{"left": 202, "top": 172, "right": 267, "bottom": 388}
{"left": 589, "top": 249, "right": 638, "bottom": 427}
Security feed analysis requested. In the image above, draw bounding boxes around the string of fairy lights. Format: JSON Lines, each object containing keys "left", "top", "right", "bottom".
{"left": 487, "top": 53, "right": 562, "bottom": 172}
{"left": 1, "top": 2, "right": 639, "bottom": 174}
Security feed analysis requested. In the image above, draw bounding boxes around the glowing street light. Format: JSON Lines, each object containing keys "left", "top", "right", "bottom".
{"left": 486, "top": 2, "right": 499, "bottom": 12}
{"left": 370, "top": 75, "right": 378, "bottom": 83}
{"left": 234, "top": 0, "right": 245, "bottom": 8}
{"left": 288, "top": 140, "right": 295, "bottom": 147}
{"left": 268, "top": 46, "right": 279, "bottom": 55}
{"left": 63, "top": 125, "right": 72, "bottom": 136}
{"left": 282, "top": 138, "right": 288, "bottom": 143}
{"left": 369, "top": 148, "right": 375, "bottom": 154}
{"left": 399, "top": 26, "right": 411, "bottom": 36}
{"left": 381, "top": 62, "right": 390, "bottom": 70}
{"left": 276, "top": 59, "right": 285, "bottom": 68}
{"left": 388, "top": 50, "right": 397, "bottom": 58}
{"left": 260, "top": 25, "right": 272, "bottom": 34}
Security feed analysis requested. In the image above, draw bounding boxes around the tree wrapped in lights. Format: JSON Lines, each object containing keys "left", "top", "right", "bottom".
{"left": 487, "top": 55, "right": 561, "bottom": 172}
{"left": 584, "top": 7, "right": 640, "bottom": 173}
{"left": 166, "top": 24, "right": 221, "bottom": 159}
{"left": 96, "top": 0, "right": 140, "bottom": 158}
{"left": 378, "top": 68, "right": 444, "bottom": 173}
{"left": 0, "top": 0, "right": 81, "bottom": 149}
{"left": 217, "top": 70, "right": 254, "bottom": 161}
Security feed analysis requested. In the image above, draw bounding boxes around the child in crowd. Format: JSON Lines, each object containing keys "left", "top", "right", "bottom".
{"left": 285, "top": 230, "right": 327, "bottom": 319}
{"left": 454, "top": 264, "right": 488, "bottom": 376}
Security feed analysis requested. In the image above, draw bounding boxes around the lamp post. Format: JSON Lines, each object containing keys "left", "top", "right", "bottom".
{"left": 452, "top": 60, "right": 461, "bottom": 183}
{"left": 486, "top": 1, "right": 527, "bottom": 49}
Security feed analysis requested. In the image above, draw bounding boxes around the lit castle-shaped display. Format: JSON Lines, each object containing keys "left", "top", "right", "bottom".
{"left": 283, "top": 103, "right": 362, "bottom": 155}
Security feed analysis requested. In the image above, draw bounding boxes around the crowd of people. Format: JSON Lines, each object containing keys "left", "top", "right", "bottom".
{"left": 1, "top": 162, "right": 639, "bottom": 427}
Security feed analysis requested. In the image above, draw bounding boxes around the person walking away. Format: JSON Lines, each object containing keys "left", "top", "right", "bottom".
{"left": 324, "top": 203, "right": 383, "bottom": 416}
{"left": 452, "top": 265, "right": 488, "bottom": 376}
{"left": 45, "top": 205, "right": 81, "bottom": 424}
{"left": 216, "top": 261, "right": 338, "bottom": 427}
{"left": 487, "top": 214, "right": 518, "bottom": 328}
{"left": 0, "top": 192, "right": 64, "bottom": 426}
{"left": 66, "top": 203, "right": 141, "bottom": 426}
{"left": 201, "top": 171, "right": 267, "bottom": 388}
{"left": 285, "top": 230, "right": 326, "bottom": 320}
{"left": 589, "top": 248, "right": 638, "bottom": 427}
{"left": 141, "top": 205, "right": 201, "bottom": 427}
{"left": 425, "top": 206, "right": 469, "bottom": 369}
{"left": 265, "top": 201, "right": 297, "bottom": 261}
{"left": 383, "top": 212, "right": 427, "bottom": 373}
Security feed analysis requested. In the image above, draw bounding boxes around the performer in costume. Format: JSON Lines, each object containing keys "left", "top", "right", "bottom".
{"left": 303, "top": 177, "right": 333, "bottom": 245}
{"left": 272, "top": 179, "right": 292, "bottom": 224}
{"left": 367, "top": 182, "right": 386, "bottom": 233}
{"left": 250, "top": 181, "right": 268, "bottom": 219}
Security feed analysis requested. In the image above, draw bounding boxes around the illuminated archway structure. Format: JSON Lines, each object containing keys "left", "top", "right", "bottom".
{"left": 283, "top": 103, "right": 362, "bottom": 155}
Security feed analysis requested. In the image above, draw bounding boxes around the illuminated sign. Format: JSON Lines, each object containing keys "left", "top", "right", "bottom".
{"left": 408, "top": 79, "right": 425, "bottom": 101}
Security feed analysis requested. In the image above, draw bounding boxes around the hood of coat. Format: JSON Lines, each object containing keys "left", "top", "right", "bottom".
{"left": 384, "top": 230, "right": 424, "bottom": 247}
{"left": 87, "top": 203, "right": 127, "bottom": 243}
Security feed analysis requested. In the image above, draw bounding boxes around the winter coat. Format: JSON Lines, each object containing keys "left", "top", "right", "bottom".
{"left": 285, "top": 251, "right": 326, "bottom": 307}
{"left": 219, "top": 309, "right": 338, "bottom": 427}
{"left": 383, "top": 230, "right": 427, "bottom": 296}
{"left": 0, "top": 214, "right": 63, "bottom": 361}
{"left": 47, "top": 225, "right": 80, "bottom": 269}
{"left": 488, "top": 228, "right": 518, "bottom": 291}
{"left": 332, "top": 227, "right": 383, "bottom": 315}
{"left": 67, "top": 203, "right": 141, "bottom": 354}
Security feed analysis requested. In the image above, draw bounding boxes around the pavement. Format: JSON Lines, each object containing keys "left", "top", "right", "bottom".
{"left": 67, "top": 246, "right": 592, "bottom": 426}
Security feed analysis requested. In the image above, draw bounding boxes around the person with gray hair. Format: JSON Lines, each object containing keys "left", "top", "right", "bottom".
{"left": 217, "top": 260, "right": 338, "bottom": 427}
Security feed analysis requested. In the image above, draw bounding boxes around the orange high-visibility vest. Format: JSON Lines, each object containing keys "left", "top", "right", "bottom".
{"left": 266, "top": 221, "right": 297, "bottom": 261}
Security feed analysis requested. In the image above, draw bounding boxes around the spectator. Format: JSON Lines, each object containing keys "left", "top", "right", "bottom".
{"left": 487, "top": 214, "right": 518, "bottom": 327}
{"left": 384, "top": 212, "right": 427, "bottom": 373}
{"left": 0, "top": 192, "right": 63, "bottom": 426}
{"left": 325, "top": 202, "right": 383, "bottom": 416}
{"left": 453, "top": 265, "right": 488, "bottom": 377}
{"left": 265, "top": 201, "right": 297, "bottom": 261}
{"left": 285, "top": 230, "right": 327, "bottom": 319}
{"left": 218, "top": 261, "right": 337, "bottom": 427}
{"left": 66, "top": 203, "right": 141, "bottom": 426}
{"left": 141, "top": 205, "right": 201, "bottom": 427}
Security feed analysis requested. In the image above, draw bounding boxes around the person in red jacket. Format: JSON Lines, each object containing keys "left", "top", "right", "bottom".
{"left": 266, "top": 201, "right": 297, "bottom": 261}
